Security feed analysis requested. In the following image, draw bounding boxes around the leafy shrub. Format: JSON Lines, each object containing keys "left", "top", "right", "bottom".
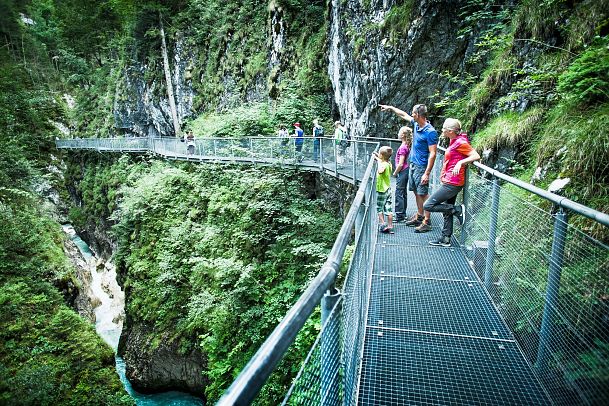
{"left": 557, "top": 36, "right": 609, "bottom": 107}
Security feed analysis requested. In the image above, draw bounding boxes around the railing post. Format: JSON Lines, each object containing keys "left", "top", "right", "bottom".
{"left": 320, "top": 287, "right": 341, "bottom": 406}
{"left": 213, "top": 139, "right": 217, "bottom": 156}
{"left": 485, "top": 178, "right": 500, "bottom": 291}
{"left": 334, "top": 141, "right": 338, "bottom": 177}
{"left": 249, "top": 138, "right": 254, "bottom": 162}
{"left": 319, "top": 138, "right": 324, "bottom": 171}
{"left": 355, "top": 201, "right": 365, "bottom": 247}
{"left": 460, "top": 170, "right": 470, "bottom": 247}
{"left": 352, "top": 141, "right": 356, "bottom": 184}
{"left": 536, "top": 207, "right": 568, "bottom": 372}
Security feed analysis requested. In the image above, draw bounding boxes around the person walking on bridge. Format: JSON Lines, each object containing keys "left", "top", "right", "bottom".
{"left": 312, "top": 119, "right": 324, "bottom": 162}
{"left": 379, "top": 103, "right": 438, "bottom": 233}
{"left": 425, "top": 118, "right": 480, "bottom": 247}
{"left": 185, "top": 130, "right": 195, "bottom": 155}
{"left": 334, "top": 120, "right": 348, "bottom": 167}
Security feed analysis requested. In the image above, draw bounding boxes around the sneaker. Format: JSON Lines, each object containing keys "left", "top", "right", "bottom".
{"left": 405, "top": 214, "right": 424, "bottom": 227}
{"left": 414, "top": 221, "right": 432, "bottom": 233}
{"left": 395, "top": 216, "right": 406, "bottom": 223}
{"left": 380, "top": 226, "right": 395, "bottom": 234}
{"left": 454, "top": 204, "right": 466, "bottom": 225}
{"left": 429, "top": 236, "right": 451, "bottom": 247}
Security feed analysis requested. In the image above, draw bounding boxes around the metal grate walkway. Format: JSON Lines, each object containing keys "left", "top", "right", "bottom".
{"left": 358, "top": 195, "right": 552, "bottom": 405}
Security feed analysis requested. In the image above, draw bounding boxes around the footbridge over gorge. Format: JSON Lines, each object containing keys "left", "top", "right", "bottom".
{"left": 56, "top": 136, "right": 609, "bottom": 405}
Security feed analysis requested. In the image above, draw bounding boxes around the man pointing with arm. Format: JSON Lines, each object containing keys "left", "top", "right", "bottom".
{"left": 379, "top": 103, "right": 438, "bottom": 232}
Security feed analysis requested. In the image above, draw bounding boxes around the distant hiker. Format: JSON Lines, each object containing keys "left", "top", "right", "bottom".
{"left": 379, "top": 103, "right": 438, "bottom": 233}
{"left": 278, "top": 124, "right": 289, "bottom": 142}
{"left": 393, "top": 126, "right": 412, "bottom": 223}
{"left": 334, "top": 121, "right": 348, "bottom": 167}
{"left": 425, "top": 118, "right": 480, "bottom": 247}
{"left": 294, "top": 122, "right": 304, "bottom": 160}
{"left": 312, "top": 119, "right": 324, "bottom": 162}
{"left": 373, "top": 146, "right": 394, "bottom": 234}
{"left": 185, "top": 130, "right": 195, "bottom": 155}
{"left": 278, "top": 124, "right": 289, "bottom": 157}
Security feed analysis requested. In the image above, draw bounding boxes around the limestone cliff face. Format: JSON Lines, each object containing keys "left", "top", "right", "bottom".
{"left": 62, "top": 234, "right": 96, "bottom": 322}
{"left": 114, "top": 34, "right": 195, "bottom": 137}
{"left": 328, "top": 0, "right": 493, "bottom": 138}
{"left": 118, "top": 322, "right": 207, "bottom": 396}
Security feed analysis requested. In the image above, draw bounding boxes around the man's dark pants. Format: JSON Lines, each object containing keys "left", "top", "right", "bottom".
{"left": 423, "top": 184, "right": 463, "bottom": 237}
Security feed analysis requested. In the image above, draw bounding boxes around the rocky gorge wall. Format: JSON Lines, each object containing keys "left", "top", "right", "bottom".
{"left": 62, "top": 153, "right": 207, "bottom": 398}
{"left": 114, "top": 35, "right": 196, "bottom": 138}
{"left": 328, "top": 0, "right": 497, "bottom": 138}
{"left": 111, "top": 1, "right": 504, "bottom": 141}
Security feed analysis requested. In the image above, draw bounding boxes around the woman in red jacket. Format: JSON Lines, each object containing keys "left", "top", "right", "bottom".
{"left": 424, "top": 118, "right": 480, "bottom": 247}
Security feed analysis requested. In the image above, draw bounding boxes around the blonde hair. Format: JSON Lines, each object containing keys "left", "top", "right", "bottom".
{"left": 379, "top": 146, "right": 393, "bottom": 160}
{"left": 443, "top": 118, "right": 462, "bottom": 132}
{"left": 398, "top": 126, "right": 413, "bottom": 143}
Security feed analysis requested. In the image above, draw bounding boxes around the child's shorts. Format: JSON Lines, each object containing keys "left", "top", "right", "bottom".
{"left": 376, "top": 189, "right": 392, "bottom": 215}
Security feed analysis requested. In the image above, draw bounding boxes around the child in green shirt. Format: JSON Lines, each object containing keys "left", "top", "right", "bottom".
{"left": 373, "top": 146, "right": 394, "bottom": 234}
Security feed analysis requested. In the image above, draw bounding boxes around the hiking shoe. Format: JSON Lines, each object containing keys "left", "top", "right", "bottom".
{"left": 454, "top": 204, "right": 466, "bottom": 225}
{"left": 405, "top": 214, "right": 424, "bottom": 227}
{"left": 429, "top": 236, "right": 451, "bottom": 247}
{"left": 414, "top": 221, "right": 432, "bottom": 233}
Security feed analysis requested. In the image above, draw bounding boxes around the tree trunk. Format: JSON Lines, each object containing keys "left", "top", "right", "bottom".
{"left": 159, "top": 13, "right": 181, "bottom": 137}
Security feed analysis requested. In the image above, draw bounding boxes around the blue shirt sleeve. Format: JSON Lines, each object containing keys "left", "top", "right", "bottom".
{"left": 427, "top": 129, "right": 439, "bottom": 146}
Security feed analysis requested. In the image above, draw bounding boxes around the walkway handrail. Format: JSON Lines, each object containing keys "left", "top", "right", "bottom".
{"left": 357, "top": 135, "right": 609, "bottom": 227}
{"left": 470, "top": 159, "right": 609, "bottom": 227}
{"left": 216, "top": 145, "right": 379, "bottom": 405}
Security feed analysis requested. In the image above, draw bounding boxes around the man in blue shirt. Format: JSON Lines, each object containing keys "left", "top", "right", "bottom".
{"left": 379, "top": 103, "right": 438, "bottom": 232}
{"left": 294, "top": 122, "right": 304, "bottom": 161}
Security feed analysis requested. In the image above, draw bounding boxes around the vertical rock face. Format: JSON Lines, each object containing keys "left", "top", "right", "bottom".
{"left": 119, "top": 322, "right": 207, "bottom": 397}
{"left": 268, "top": 2, "right": 286, "bottom": 97}
{"left": 62, "top": 236, "right": 96, "bottom": 322}
{"left": 329, "top": 0, "right": 491, "bottom": 138}
{"left": 114, "top": 35, "right": 195, "bottom": 137}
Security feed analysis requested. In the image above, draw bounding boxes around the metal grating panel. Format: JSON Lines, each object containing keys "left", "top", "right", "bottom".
{"left": 358, "top": 329, "right": 551, "bottom": 405}
{"left": 367, "top": 275, "right": 512, "bottom": 339}
{"left": 373, "top": 245, "right": 477, "bottom": 280}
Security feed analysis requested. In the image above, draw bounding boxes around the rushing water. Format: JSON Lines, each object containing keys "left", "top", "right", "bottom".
{"left": 62, "top": 225, "right": 203, "bottom": 406}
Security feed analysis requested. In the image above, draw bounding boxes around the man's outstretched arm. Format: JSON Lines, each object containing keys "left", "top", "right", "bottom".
{"left": 379, "top": 104, "right": 413, "bottom": 122}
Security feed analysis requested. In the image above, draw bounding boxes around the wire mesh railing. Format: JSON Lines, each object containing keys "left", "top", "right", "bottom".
{"left": 441, "top": 152, "right": 609, "bottom": 405}
{"left": 56, "top": 136, "right": 379, "bottom": 185}
{"left": 281, "top": 164, "right": 379, "bottom": 406}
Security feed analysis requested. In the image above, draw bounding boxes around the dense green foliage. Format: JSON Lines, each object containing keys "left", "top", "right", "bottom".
{"left": 0, "top": 280, "right": 132, "bottom": 405}
{"left": 0, "top": 1, "right": 133, "bottom": 403}
{"left": 65, "top": 155, "right": 341, "bottom": 403}
{"left": 440, "top": 0, "right": 609, "bottom": 240}
{"left": 190, "top": 92, "right": 331, "bottom": 137}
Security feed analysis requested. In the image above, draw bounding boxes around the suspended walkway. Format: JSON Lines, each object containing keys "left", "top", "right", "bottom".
{"left": 56, "top": 136, "right": 609, "bottom": 405}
